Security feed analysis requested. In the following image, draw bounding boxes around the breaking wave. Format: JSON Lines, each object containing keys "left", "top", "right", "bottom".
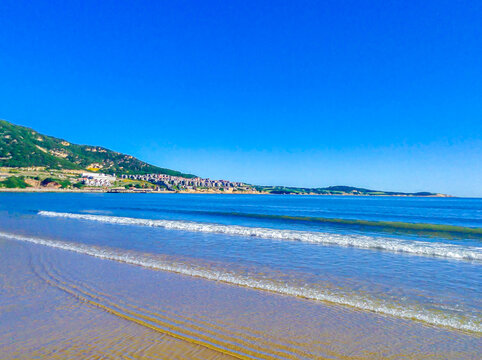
{"left": 38, "top": 211, "right": 482, "bottom": 261}
{"left": 111, "top": 207, "right": 482, "bottom": 236}
{"left": 1, "top": 231, "right": 479, "bottom": 333}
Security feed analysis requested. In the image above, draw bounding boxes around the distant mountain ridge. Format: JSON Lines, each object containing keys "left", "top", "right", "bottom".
{"left": 0, "top": 120, "right": 195, "bottom": 177}
{"left": 254, "top": 185, "right": 442, "bottom": 196}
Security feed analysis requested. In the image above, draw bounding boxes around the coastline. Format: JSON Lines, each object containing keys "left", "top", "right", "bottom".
{"left": 2, "top": 238, "right": 480, "bottom": 359}
{"left": 0, "top": 167, "right": 449, "bottom": 197}
{"left": 0, "top": 187, "right": 451, "bottom": 197}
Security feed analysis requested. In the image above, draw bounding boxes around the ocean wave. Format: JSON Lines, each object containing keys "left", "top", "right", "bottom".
{"left": 109, "top": 207, "right": 482, "bottom": 236}
{"left": 219, "top": 212, "right": 482, "bottom": 235}
{"left": 38, "top": 211, "right": 482, "bottom": 261}
{"left": 1, "top": 231, "right": 480, "bottom": 333}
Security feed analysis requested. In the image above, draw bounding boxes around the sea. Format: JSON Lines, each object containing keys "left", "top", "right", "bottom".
{"left": 0, "top": 193, "right": 480, "bottom": 359}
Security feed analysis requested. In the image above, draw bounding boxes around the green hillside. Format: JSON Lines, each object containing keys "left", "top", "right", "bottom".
{"left": 0, "top": 120, "right": 195, "bottom": 177}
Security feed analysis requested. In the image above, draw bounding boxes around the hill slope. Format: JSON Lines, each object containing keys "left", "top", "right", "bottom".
{"left": 0, "top": 120, "right": 195, "bottom": 177}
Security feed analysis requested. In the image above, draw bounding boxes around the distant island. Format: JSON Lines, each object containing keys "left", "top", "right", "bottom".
{"left": 0, "top": 120, "right": 447, "bottom": 196}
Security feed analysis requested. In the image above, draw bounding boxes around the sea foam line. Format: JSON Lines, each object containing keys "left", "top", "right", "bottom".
{"left": 38, "top": 211, "right": 482, "bottom": 262}
{"left": 1, "top": 231, "right": 480, "bottom": 333}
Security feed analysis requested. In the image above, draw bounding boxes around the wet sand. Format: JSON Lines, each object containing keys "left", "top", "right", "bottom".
{"left": 1, "top": 238, "right": 480, "bottom": 359}
{"left": 0, "top": 240, "right": 235, "bottom": 360}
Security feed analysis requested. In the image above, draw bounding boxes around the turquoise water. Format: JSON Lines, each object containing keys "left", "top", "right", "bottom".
{"left": 0, "top": 193, "right": 480, "bottom": 333}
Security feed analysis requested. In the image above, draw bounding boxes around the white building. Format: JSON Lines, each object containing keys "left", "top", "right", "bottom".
{"left": 81, "top": 172, "right": 116, "bottom": 187}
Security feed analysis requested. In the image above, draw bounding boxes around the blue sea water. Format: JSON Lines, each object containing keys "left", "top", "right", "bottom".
{"left": 0, "top": 193, "right": 480, "bottom": 333}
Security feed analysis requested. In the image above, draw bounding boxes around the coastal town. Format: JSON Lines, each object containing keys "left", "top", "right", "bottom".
{"left": 0, "top": 167, "right": 257, "bottom": 193}
{"left": 0, "top": 167, "right": 446, "bottom": 196}
{"left": 120, "top": 173, "right": 248, "bottom": 191}
{"left": 85, "top": 172, "right": 252, "bottom": 192}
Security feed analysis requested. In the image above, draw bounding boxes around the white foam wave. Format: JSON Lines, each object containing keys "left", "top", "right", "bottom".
{"left": 38, "top": 211, "right": 482, "bottom": 261}
{"left": 1, "top": 231, "right": 480, "bottom": 333}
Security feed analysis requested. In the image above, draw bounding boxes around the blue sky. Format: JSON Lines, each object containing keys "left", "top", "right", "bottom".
{"left": 1, "top": 1, "right": 481, "bottom": 196}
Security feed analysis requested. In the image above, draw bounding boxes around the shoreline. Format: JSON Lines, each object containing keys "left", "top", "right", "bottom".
{"left": 0, "top": 240, "right": 237, "bottom": 360}
{"left": 1, "top": 237, "right": 479, "bottom": 359}
{"left": 0, "top": 187, "right": 452, "bottom": 197}
{"left": 1, "top": 194, "right": 480, "bottom": 359}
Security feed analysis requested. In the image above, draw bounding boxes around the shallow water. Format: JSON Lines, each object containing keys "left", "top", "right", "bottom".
{"left": 0, "top": 193, "right": 481, "bottom": 358}
{"left": 0, "top": 240, "right": 236, "bottom": 360}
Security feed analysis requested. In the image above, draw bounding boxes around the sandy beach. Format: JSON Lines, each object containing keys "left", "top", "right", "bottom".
{"left": 1, "top": 237, "right": 480, "bottom": 359}
{"left": 0, "top": 240, "right": 236, "bottom": 360}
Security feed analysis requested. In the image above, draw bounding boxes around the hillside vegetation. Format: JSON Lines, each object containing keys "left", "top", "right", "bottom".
{"left": 0, "top": 120, "right": 195, "bottom": 177}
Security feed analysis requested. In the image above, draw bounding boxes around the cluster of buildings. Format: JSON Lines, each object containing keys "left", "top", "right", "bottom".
{"left": 79, "top": 171, "right": 250, "bottom": 192}
{"left": 81, "top": 172, "right": 116, "bottom": 187}
{"left": 120, "top": 173, "right": 249, "bottom": 191}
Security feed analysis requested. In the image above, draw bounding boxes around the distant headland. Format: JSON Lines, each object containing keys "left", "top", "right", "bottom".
{"left": 0, "top": 119, "right": 448, "bottom": 196}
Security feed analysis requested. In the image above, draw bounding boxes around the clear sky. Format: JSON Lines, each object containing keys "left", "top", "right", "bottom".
{"left": 1, "top": 1, "right": 481, "bottom": 197}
